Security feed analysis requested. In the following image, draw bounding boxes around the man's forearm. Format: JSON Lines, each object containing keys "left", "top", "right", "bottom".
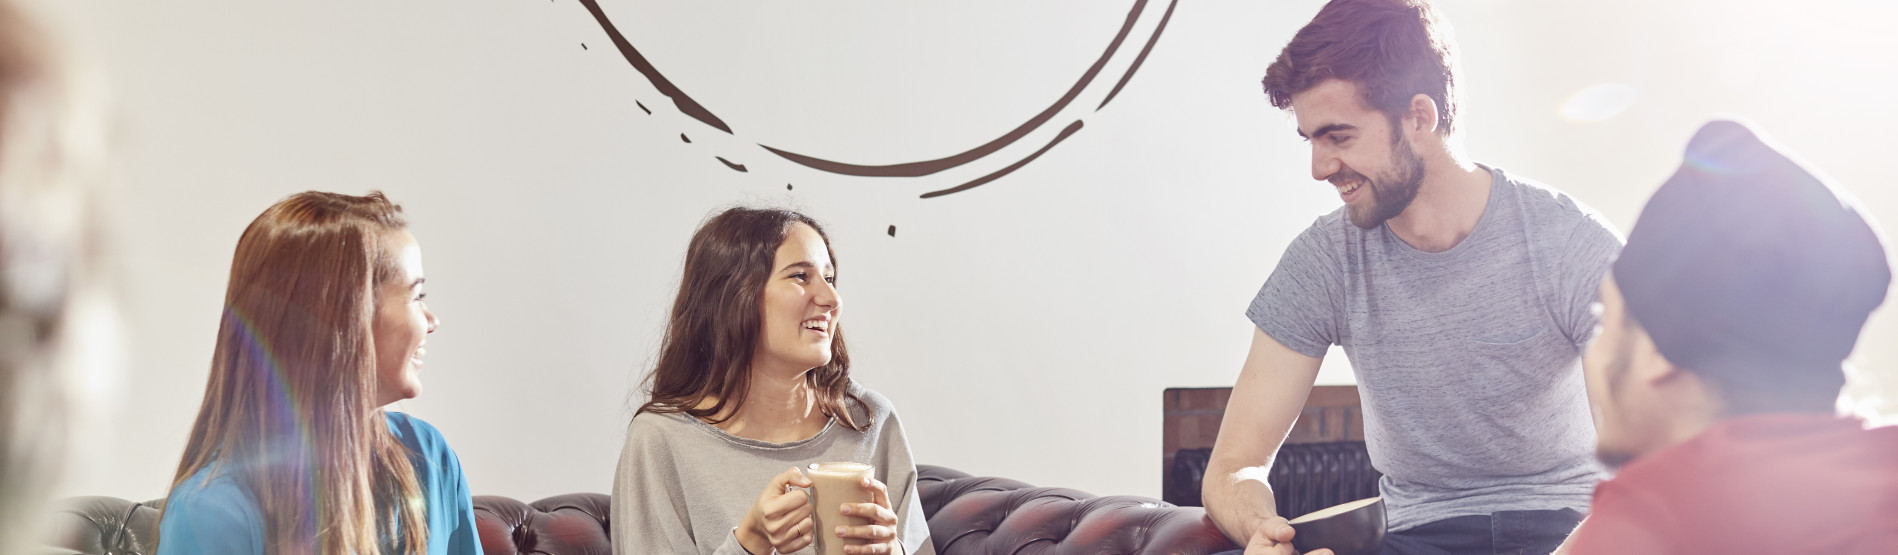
{"left": 1207, "top": 329, "right": 1323, "bottom": 545}
{"left": 1204, "top": 461, "right": 1281, "bottom": 543}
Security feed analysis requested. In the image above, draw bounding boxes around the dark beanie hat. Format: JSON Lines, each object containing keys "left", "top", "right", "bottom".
{"left": 1613, "top": 119, "right": 1890, "bottom": 389}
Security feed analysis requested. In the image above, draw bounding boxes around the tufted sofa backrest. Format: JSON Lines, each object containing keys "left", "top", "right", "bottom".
{"left": 472, "top": 494, "right": 611, "bottom": 555}
{"left": 916, "top": 466, "right": 1237, "bottom": 554}
{"left": 47, "top": 465, "right": 1239, "bottom": 555}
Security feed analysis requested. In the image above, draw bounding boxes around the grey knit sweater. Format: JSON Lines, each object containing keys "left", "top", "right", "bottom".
{"left": 611, "top": 382, "right": 935, "bottom": 555}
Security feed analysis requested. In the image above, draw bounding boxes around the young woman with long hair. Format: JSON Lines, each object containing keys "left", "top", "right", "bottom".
{"left": 156, "top": 191, "right": 480, "bottom": 555}
{"left": 613, "top": 207, "right": 933, "bottom": 555}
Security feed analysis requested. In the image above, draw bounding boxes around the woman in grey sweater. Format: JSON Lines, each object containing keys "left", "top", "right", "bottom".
{"left": 613, "top": 207, "right": 933, "bottom": 555}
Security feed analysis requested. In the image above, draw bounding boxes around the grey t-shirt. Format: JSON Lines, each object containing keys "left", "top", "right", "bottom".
{"left": 612, "top": 382, "right": 935, "bottom": 555}
{"left": 1247, "top": 165, "right": 1621, "bottom": 532}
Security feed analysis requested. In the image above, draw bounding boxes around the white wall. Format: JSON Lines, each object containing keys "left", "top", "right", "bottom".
{"left": 35, "top": 0, "right": 1898, "bottom": 503}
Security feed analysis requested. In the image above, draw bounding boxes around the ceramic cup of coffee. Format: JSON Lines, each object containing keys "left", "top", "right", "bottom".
{"left": 1288, "top": 496, "right": 1386, "bottom": 555}
{"left": 807, "top": 462, "right": 875, "bottom": 555}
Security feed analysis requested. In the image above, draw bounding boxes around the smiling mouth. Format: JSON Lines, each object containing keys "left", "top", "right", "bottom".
{"left": 1336, "top": 181, "right": 1363, "bottom": 197}
{"left": 801, "top": 318, "right": 831, "bottom": 336}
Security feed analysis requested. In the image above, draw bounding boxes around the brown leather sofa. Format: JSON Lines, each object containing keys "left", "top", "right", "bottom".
{"left": 47, "top": 465, "right": 1240, "bottom": 555}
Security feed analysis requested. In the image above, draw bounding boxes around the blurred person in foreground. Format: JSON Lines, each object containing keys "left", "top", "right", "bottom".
{"left": 1562, "top": 119, "right": 1897, "bottom": 554}
{"left": 0, "top": 0, "right": 111, "bottom": 552}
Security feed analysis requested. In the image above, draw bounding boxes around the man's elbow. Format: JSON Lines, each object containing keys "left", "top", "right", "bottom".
{"left": 1200, "top": 467, "right": 1226, "bottom": 507}
{"left": 1200, "top": 452, "right": 1237, "bottom": 502}
{"left": 1201, "top": 458, "right": 1272, "bottom": 507}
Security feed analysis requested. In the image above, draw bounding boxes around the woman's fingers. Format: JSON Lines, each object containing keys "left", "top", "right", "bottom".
{"left": 765, "top": 498, "right": 813, "bottom": 533}
{"left": 767, "top": 466, "right": 812, "bottom": 491}
{"left": 785, "top": 467, "right": 814, "bottom": 489}
{"left": 768, "top": 515, "right": 814, "bottom": 547}
{"left": 779, "top": 532, "right": 815, "bottom": 554}
{"left": 761, "top": 487, "right": 810, "bottom": 519}
{"left": 836, "top": 523, "right": 898, "bottom": 542}
{"left": 839, "top": 502, "right": 897, "bottom": 525}
{"left": 842, "top": 540, "right": 897, "bottom": 555}
{"left": 836, "top": 480, "right": 899, "bottom": 553}
{"left": 746, "top": 467, "right": 820, "bottom": 553}
{"left": 859, "top": 476, "right": 893, "bottom": 510}
{"left": 756, "top": 467, "right": 808, "bottom": 510}
{"left": 758, "top": 467, "right": 812, "bottom": 522}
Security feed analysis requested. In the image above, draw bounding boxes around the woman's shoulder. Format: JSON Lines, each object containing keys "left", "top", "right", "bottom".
{"left": 846, "top": 380, "right": 900, "bottom": 423}
{"left": 625, "top": 408, "right": 697, "bottom": 444}
{"left": 382, "top": 411, "right": 469, "bottom": 475}
{"left": 384, "top": 411, "right": 446, "bottom": 448}
{"left": 166, "top": 465, "right": 249, "bottom": 507}
{"left": 161, "top": 465, "right": 263, "bottom": 535}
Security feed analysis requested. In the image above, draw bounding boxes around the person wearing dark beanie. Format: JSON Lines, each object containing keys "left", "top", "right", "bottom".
{"left": 1562, "top": 119, "right": 1898, "bottom": 554}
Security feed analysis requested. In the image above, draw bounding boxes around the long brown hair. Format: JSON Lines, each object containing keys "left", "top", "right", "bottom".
{"left": 637, "top": 207, "right": 865, "bottom": 432}
{"left": 162, "top": 191, "right": 426, "bottom": 555}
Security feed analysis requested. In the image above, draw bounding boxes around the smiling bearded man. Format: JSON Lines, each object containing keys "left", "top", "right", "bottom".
{"left": 1201, "top": 1, "right": 1624, "bottom": 554}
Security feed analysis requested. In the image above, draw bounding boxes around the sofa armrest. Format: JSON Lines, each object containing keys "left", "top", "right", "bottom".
{"left": 46, "top": 496, "right": 162, "bottom": 555}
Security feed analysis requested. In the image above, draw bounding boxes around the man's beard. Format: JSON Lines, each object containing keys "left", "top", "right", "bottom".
{"left": 1338, "top": 135, "right": 1426, "bottom": 230}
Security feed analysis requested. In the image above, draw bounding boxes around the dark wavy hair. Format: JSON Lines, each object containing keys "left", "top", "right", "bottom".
{"left": 636, "top": 207, "right": 865, "bottom": 432}
{"left": 1262, "top": 0, "right": 1462, "bottom": 136}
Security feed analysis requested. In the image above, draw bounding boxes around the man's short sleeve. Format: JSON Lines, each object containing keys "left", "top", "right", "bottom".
{"left": 1247, "top": 223, "right": 1346, "bottom": 358}
{"left": 1556, "top": 215, "right": 1624, "bottom": 349}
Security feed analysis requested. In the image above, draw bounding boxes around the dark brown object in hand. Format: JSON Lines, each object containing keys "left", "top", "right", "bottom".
{"left": 1289, "top": 497, "right": 1385, "bottom": 555}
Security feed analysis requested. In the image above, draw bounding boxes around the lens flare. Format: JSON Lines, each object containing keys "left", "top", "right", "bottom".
{"left": 1558, "top": 83, "right": 1637, "bottom": 124}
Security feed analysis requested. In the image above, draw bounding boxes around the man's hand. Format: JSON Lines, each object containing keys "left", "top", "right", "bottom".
{"left": 1242, "top": 515, "right": 1333, "bottom": 555}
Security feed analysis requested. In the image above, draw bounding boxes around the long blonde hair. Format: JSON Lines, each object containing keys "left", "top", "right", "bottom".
{"left": 163, "top": 191, "right": 426, "bottom": 555}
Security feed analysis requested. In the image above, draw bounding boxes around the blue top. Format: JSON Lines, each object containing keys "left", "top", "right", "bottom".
{"left": 156, "top": 412, "right": 484, "bottom": 555}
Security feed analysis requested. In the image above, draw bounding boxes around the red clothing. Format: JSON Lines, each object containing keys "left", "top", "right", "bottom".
{"left": 1568, "top": 413, "right": 1898, "bottom": 554}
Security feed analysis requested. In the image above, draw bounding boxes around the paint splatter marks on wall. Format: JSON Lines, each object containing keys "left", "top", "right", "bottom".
{"left": 786, "top": 184, "right": 794, "bottom": 191}
{"left": 572, "top": 0, "right": 1178, "bottom": 198}
{"left": 716, "top": 157, "right": 748, "bottom": 172}
{"left": 576, "top": 0, "right": 733, "bottom": 133}
{"left": 636, "top": 101, "right": 650, "bottom": 115}
{"left": 754, "top": 0, "right": 1167, "bottom": 185}
{"left": 1099, "top": 0, "right": 1179, "bottom": 110}
{"left": 887, "top": 225, "right": 896, "bottom": 237}
{"left": 921, "top": 120, "right": 1085, "bottom": 199}
{"left": 680, "top": 133, "right": 691, "bottom": 143}
{"left": 581, "top": 43, "right": 589, "bottom": 50}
